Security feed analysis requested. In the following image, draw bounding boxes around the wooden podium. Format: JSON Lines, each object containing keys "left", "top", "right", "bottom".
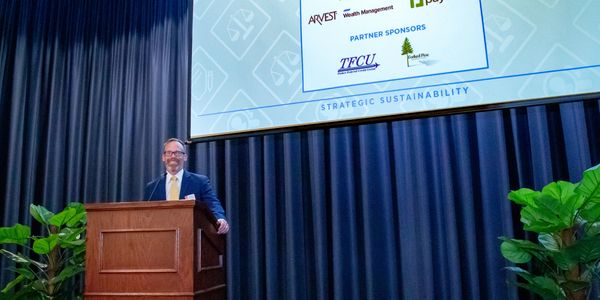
{"left": 84, "top": 200, "right": 226, "bottom": 299}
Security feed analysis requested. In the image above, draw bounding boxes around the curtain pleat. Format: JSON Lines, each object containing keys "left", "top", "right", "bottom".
{"left": 560, "top": 101, "right": 592, "bottom": 178}
{"left": 357, "top": 124, "right": 399, "bottom": 299}
{"left": 475, "top": 111, "right": 514, "bottom": 299}
{"left": 1, "top": 1, "right": 599, "bottom": 299}
{"left": 329, "top": 127, "right": 362, "bottom": 299}
{"left": 306, "top": 130, "right": 330, "bottom": 300}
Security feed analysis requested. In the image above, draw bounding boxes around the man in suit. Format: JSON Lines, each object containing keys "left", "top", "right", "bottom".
{"left": 144, "top": 138, "right": 230, "bottom": 234}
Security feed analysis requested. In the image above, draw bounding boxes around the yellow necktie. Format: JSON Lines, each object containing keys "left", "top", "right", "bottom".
{"left": 168, "top": 177, "right": 180, "bottom": 200}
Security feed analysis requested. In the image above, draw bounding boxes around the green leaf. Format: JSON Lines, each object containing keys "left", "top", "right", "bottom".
{"left": 542, "top": 181, "right": 571, "bottom": 203}
{"left": 60, "top": 239, "right": 85, "bottom": 248}
{"left": 537, "top": 194, "right": 575, "bottom": 227}
{"left": 73, "top": 244, "right": 86, "bottom": 257}
{"left": 58, "top": 227, "right": 85, "bottom": 249}
{"left": 580, "top": 202, "right": 600, "bottom": 223}
{"left": 538, "top": 233, "right": 559, "bottom": 251}
{"left": 50, "top": 207, "right": 78, "bottom": 228}
{"left": 0, "top": 274, "right": 25, "bottom": 294}
{"left": 30, "top": 204, "right": 54, "bottom": 225}
{"left": 0, "top": 249, "right": 47, "bottom": 269}
{"left": 62, "top": 237, "right": 84, "bottom": 246}
{"left": 521, "top": 194, "right": 573, "bottom": 232}
{"left": 67, "top": 202, "right": 86, "bottom": 222}
{"left": 58, "top": 226, "right": 85, "bottom": 240}
{"left": 508, "top": 188, "right": 540, "bottom": 206}
{"left": 501, "top": 240, "right": 532, "bottom": 263}
{"left": 551, "top": 250, "right": 576, "bottom": 271}
{"left": 512, "top": 275, "right": 564, "bottom": 300}
{"left": 505, "top": 266, "right": 538, "bottom": 284}
{"left": 50, "top": 264, "right": 85, "bottom": 285}
{"left": 67, "top": 202, "right": 85, "bottom": 213}
{"left": 499, "top": 237, "right": 542, "bottom": 248}
{"left": 576, "top": 164, "right": 600, "bottom": 202}
{"left": 32, "top": 234, "right": 59, "bottom": 254}
{"left": 66, "top": 212, "right": 86, "bottom": 228}
{"left": 518, "top": 182, "right": 583, "bottom": 233}
{"left": 0, "top": 224, "right": 31, "bottom": 245}
{"left": 28, "top": 279, "right": 47, "bottom": 295}
{"left": 543, "top": 181, "right": 585, "bottom": 212}
{"left": 567, "top": 236, "right": 600, "bottom": 263}
{"left": 585, "top": 222, "right": 600, "bottom": 236}
{"left": 0, "top": 249, "right": 30, "bottom": 264}
{"left": 505, "top": 266, "right": 530, "bottom": 274}
{"left": 499, "top": 237, "right": 548, "bottom": 262}
{"left": 13, "top": 268, "right": 35, "bottom": 280}
{"left": 529, "top": 276, "right": 564, "bottom": 300}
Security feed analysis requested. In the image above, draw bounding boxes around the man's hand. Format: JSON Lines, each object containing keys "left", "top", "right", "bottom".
{"left": 216, "top": 219, "right": 229, "bottom": 234}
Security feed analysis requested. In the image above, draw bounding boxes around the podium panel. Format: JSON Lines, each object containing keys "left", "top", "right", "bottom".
{"left": 85, "top": 200, "right": 225, "bottom": 300}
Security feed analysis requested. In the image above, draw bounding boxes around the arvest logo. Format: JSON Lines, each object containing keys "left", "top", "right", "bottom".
{"left": 338, "top": 54, "right": 380, "bottom": 75}
{"left": 307, "top": 11, "right": 337, "bottom": 25}
{"left": 410, "top": 0, "right": 444, "bottom": 8}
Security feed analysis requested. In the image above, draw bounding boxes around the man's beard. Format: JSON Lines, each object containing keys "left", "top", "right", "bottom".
{"left": 167, "top": 160, "right": 181, "bottom": 171}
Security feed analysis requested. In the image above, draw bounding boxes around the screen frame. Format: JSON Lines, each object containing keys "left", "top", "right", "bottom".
{"left": 186, "top": 1, "right": 600, "bottom": 143}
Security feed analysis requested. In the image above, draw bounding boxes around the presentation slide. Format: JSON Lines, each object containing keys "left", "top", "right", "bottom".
{"left": 190, "top": 0, "right": 600, "bottom": 140}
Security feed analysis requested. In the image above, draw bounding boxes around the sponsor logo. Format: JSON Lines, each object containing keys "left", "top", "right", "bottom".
{"left": 338, "top": 54, "right": 380, "bottom": 75}
{"left": 401, "top": 38, "right": 435, "bottom": 67}
{"left": 342, "top": 5, "right": 394, "bottom": 18}
{"left": 307, "top": 11, "right": 337, "bottom": 25}
{"left": 410, "top": 0, "right": 444, "bottom": 8}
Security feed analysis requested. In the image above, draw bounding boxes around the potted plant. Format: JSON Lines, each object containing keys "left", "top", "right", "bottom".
{"left": 0, "top": 202, "right": 86, "bottom": 299}
{"left": 500, "top": 164, "right": 600, "bottom": 299}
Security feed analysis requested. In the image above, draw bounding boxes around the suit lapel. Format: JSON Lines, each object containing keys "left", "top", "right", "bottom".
{"left": 180, "top": 171, "right": 192, "bottom": 199}
{"left": 157, "top": 175, "right": 167, "bottom": 200}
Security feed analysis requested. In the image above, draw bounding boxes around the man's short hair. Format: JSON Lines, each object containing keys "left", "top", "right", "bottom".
{"left": 163, "top": 138, "right": 186, "bottom": 152}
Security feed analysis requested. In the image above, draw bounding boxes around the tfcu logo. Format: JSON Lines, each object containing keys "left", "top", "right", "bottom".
{"left": 410, "top": 0, "right": 444, "bottom": 8}
{"left": 338, "top": 54, "right": 380, "bottom": 75}
{"left": 307, "top": 11, "right": 337, "bottom": 25}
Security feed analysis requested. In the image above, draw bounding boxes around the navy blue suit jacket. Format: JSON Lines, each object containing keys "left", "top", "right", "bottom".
{"left": 143, "top": 170, "right": 226, "bottom": 220}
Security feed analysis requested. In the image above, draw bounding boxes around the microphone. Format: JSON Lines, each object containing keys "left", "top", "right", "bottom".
{"left": 146, "top": 177, "right": 162, "bottom": 201}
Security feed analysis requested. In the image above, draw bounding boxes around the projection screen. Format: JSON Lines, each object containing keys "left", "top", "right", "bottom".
{"left": 189, "top": 0, "right": 600, "bottom": 140}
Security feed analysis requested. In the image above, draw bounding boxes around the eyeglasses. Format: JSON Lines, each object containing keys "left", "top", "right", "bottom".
{"left": 163, "top": 151, "right": 186, "bottom": 157}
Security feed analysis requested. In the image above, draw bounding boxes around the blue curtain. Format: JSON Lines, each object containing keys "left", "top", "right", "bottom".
{"left": 1, "top": 1, "right": 599, "bottom": 299}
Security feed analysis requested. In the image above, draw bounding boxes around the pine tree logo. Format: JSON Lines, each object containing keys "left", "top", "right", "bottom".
{"left": 401, "top": 37, "right": 414, "bottom": 67}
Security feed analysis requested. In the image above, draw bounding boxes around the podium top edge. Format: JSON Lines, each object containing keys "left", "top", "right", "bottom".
{"left": 84, "top": 200, "right": 205, "bottom": 211}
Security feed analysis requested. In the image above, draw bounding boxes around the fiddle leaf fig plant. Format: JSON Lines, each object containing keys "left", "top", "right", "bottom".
{"left": 0, "top": 202, "right": 86, "bottom": 300}
{"left": 500, "top": 164, "right": 600, "bottom": 300}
